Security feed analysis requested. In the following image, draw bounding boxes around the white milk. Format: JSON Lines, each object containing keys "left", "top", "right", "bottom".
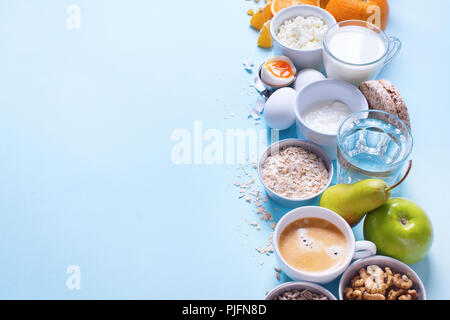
{"left": 324, "top": 26, "right": 387, "bottom": 86}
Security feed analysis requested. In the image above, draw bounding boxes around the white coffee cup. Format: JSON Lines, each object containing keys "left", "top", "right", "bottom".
{"left": 274, "top": 206, "right": 376, "bottom": 284}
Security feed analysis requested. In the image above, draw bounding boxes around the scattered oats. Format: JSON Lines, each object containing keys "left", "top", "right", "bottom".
{"left": 243, "top": 61, "right": 254, "bottom": 73}
{"left": 255, "top": 233, "right": 275, "bottom": 255}
{"left": 276, "top": 272, "right": 281, "bottom": 281}
{"left": 224, "top": 112, "right": 236, "bottom": 119}
{"left": 238, "top": 193, "right": 246, "bottom": 199}
{"left": 261, "top": 146, "right": 329, "bottom": 199}
{"left": 260, "top": 211, "right": 273, "bottom": 221}
{"left": 274, "top": 267, "right": 281, "bottom": 272}
{"left": 234, "top": 182, "right": 240, "bottom": 186}
{"left": 255, "top": 97, "right": 265, "bottom": 114}
{"left": 245, "top": 196, "right": 252, "bottom": 203}
{"left": 248, "top": 109, "right": 260, "bottom": 121}
{"left": 253, "top": 77, "right": 267, "bottom": 96}
{"left": 270, "top": 222, "right": 277, "bottom": 230}
{"left": 250, "top": 222, "right": 261, "bottom": 230}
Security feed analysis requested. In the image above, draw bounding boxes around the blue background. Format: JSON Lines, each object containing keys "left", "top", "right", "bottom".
{"left": 0, "top": 0, "right": 449, "bottom": 299}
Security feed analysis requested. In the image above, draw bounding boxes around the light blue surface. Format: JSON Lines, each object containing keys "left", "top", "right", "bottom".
{"left": 0, "top": 0, "right": 449, "bottom": 299}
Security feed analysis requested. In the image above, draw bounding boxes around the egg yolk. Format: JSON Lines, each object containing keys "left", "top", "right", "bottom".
{"left": 265, "top": 60, "right": 295, "bottom": 79}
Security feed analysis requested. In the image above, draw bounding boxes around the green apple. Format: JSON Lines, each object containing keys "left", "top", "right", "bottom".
{"left": 363, "top": 198, "right": 433, "bottom": 264}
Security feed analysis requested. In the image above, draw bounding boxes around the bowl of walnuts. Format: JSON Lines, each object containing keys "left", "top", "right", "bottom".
{"left": 339, "top": 255, "right": 426, "bottom": 300}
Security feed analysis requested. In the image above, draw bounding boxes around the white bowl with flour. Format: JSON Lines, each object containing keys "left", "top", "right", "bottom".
{"left": 295, "top": 79, "right": 368, "bottom": 160}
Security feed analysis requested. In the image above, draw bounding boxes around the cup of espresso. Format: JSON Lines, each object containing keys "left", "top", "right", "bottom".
{"left": 273, "top": 206, "right": 376, "bottom": 284}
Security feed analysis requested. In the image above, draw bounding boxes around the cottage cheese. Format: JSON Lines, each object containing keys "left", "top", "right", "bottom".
{"left": 277, "top": 16, "right": 328, "bottom": 50}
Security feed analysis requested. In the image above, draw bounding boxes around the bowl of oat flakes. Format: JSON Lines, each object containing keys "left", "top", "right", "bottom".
{"left": 265, "top": 281, "right": 336, "bottom": 300}
{"left": 258, "top": 139, "right": 333, "bottom": 208}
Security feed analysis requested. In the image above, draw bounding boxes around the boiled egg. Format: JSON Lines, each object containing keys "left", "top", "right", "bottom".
{"left": 261, "top": 56, "right": 297, "bottom": 87}
{"left": 294, "top": 69, "right": 325, "bottom": 92}
{"left": 264, "top": 87, "right": 297, "bottom": 130}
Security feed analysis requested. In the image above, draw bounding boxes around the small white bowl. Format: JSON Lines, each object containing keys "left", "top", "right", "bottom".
{"left": 339, "top": 255, "right": 427, "bottom": 300}
{"left": 265, "top": 281, "right": 337, "bottom": 300}
{"left": 270, "top": 5, "right": 336, "bottom": 70}
{"left": 257, "top": 139, "right": 333, "bottom": 208}
{"left": 294, "top": 79, "right": 369, "bottom": 160}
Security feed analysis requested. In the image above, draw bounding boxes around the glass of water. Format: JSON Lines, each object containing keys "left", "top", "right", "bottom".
{"left": 337, "top": 110, "right": 413, "bottom": 185}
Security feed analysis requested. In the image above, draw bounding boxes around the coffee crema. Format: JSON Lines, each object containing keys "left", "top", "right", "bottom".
{"left": 278, "top": 218, "right": 348, "bottom": 273}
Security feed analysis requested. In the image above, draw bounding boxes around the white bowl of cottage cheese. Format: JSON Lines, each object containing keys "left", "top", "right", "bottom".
{"left": 270, "top": 5, "right": 336, "bottom": 70}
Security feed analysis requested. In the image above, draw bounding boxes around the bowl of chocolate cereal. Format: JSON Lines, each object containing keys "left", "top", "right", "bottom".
{"left": 339, "top": 255, "right": 426, "bottom": 300}
{"left": 258, "top": 139, "right": 333, "bottom": 208}
{"left": 265, "top": 281, "right": 336, "bottom": 300}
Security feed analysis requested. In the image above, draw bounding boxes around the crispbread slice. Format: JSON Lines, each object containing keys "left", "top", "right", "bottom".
{"left": 359, "top": 80, "right": 411, "bottom": 130}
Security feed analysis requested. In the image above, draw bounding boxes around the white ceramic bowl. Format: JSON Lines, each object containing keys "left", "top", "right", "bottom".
{"left": 270, "top": 5, "right": 336, "bottom": 70}
{"left": 274, "top": 206, "right": 376, "bottom": 284}
{"left": 257, "top": 139, "right": 333, "bottom": 208}
{"left": 265, "top": 281, "right": 337, "bottom": 300}
{"left": 295, "top": 79, "right": 369, "bottom": 160}
{"left": 339, "top": 255, "right": 427, "bottom": 300}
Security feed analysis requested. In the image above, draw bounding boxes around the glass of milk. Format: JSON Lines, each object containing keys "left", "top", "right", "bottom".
{"left": 323, "top": 20, "right": 401, "bottom": 86}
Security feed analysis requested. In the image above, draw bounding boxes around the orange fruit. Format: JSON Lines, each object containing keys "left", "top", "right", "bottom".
{"left": 271, "top": 0, "right": 319, "bottom": 15}
{"left": 257, "top": 21, "right": 273, "bottom": 48}
{"left": 250, "top": 2, "right": 274, "bottom": 30}
{"left": 325, "top": 0, "right": 389, "bottom": 30}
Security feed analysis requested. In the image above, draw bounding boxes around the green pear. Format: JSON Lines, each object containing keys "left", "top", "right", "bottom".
{"left": 320, "top": 161, "right": 412, "bottom": 227}
{"left": 319, "top": 179, "right": 391, "bottom": 227}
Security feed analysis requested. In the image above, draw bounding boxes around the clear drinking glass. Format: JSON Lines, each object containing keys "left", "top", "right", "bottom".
{"left": 323, "top": 20, "right": 402, "bottom": 86}
{"left": 337, "top": 110, "right": 413, "bottom": 185}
